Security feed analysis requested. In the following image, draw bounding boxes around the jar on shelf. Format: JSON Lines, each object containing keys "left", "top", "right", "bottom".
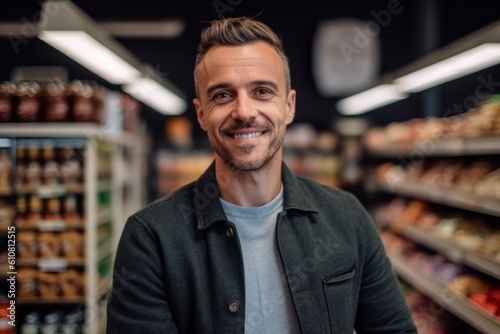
{"left": 27, "top": 195, "right": 42, "bottom": 224}
{"left": 41, "top": 141, "right": 60, "bottom": 186}
{"left": 43, "top": 197, "right": 62, "bottom": 221}
{"left": 0, "top": 149, "right": 11, "bottom": 192}
{"left": 15, "top": 81, "right": 41, "bottom": 122}
{"left": 25, "top": 142, "right": 42, "bottom": 189}
{"left": 15, "top": 143, "right": 27, "bottom": 189}
{"left": 69, "top": 80, "right": 95, "bottom": 122}
{"left": 42, "top": 81, "right": 70, "bottom": 122}
{"left": 0, "top": 81, "right": 15, "bottom": 122}
{"left": 15, "top": 195, "right": 28, "bottom": 223}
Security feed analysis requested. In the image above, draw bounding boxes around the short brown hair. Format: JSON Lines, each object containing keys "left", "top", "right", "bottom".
{"left": 194, "top": 17, "right": 291, "bottom": 95}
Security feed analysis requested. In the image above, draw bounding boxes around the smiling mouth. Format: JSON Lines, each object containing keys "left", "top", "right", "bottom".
{"left": 232, "top": 132, "right": 263, "bottom": 139}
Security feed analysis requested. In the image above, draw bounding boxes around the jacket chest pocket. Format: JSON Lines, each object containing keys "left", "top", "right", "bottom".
{"left": 322, "top": 268, "right": 356, "bottom": 334}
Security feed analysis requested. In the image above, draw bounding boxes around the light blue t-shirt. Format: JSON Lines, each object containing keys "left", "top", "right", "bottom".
{"left": 220, "top": 186, "right": 300, "bottom": 334}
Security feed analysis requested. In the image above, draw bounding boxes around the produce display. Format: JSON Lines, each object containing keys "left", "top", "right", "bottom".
{"left": 374, "top": 159, "right": 500, "bottom": 201}
{"left": 363, "top": 96, "right": 500, "bottom": 151}
{"left": 373, "top": 197, "right": 500, "bottom": 264}
{"left": 382, "top": 231, "right": 500, "bottom": 320}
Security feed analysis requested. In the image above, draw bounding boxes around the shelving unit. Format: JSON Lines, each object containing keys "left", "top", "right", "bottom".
{"left": 391, "top": 255, "right": 500, "bottom": 334}
{"left": 392, "top": 225, "right": 500, "bottom": 281}
{"left": 366, "top": 135, "right": 500, "bottom": 333}
{"left": 372, "top": 179, "right": 500, "bottom": 217}
{"left": 0, "top": 123, "right": 145, "bottom": 334}
{"left": 369, "top": 137, "right": 500, "bottom": 158}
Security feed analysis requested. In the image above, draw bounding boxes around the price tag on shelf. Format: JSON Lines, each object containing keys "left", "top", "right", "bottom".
{"left": 37, "top": 220, "right": 67, "bottom": 231}
{"left": 38, "top": 258, "right": 68, "bottom": 272}
{"left": 446, "top": 248, "right": 465, "bottom": 263}
{"left": 37, "top": 184, "right": 67, "bottom": 198}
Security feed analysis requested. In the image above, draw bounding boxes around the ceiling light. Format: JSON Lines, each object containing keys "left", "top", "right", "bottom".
{"left": 123, "top": 78, "right": 187, "bottom": 115}
{"left": 38, "top": 0, "right": 186, "bottom": 115}
{"left": 39, "top": 30, "right": 142, "bottom": 84}
{"left": 336, "top": 19, "right": 500, "bottom": 115}
{"left": 337, "top": 84, "right": 408, "bottom": 115}
{"left": 395, "top": 43, "right": 500, "bottom": 93}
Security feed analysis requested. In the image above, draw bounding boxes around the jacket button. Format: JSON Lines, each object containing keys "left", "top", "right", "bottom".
{"left": 226, "top": 226, "right": 234, "bottom": 239}
{"left": 228, "top": 300, "right": 240, "bottom": 313}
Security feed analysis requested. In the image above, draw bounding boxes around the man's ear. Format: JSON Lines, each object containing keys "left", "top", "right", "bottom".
{"left": 285, "top": 89, "right": 296, "bottom": 125}
{"left": 193, "top": 98, "right": 206, "bottom": 131}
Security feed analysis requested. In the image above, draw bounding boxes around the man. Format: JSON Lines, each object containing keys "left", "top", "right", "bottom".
{"left": 107, "top": 17, "right": 416, "bottom": 334}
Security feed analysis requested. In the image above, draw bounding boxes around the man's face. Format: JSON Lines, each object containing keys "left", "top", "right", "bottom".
{"left": 193, "top": 41, "right": 296, "bottom": 171}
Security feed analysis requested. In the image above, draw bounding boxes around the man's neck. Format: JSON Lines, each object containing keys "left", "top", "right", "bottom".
{"left": 215, "top": 157, "right": 283, "bottom": 207}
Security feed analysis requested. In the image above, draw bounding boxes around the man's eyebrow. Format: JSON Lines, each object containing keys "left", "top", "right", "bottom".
{"left": 206, "top": 83, "right": 230, "bottom": 97}
{"left": 251, "top": 80, "right": 279, "bottom": 92}
{"left": 205, "top": 80, "right": 280, "bottom": 97}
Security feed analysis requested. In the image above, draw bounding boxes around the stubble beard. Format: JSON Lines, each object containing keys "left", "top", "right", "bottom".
{"left": 210, "top": 125, "right": 285, "bottom": 172}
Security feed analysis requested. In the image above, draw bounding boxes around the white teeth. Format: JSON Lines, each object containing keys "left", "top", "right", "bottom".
{"left": 233, "top": 132, "right": 262, "bottom": 139}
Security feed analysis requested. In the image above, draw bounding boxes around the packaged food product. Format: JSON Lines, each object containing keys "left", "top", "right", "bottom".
{"left": 68, "top": 80, "right": 95, "bottom": 122}
{"left": 17, "top": 269, "right": 38, "bottom": 297}
{"left": 0, "top": 81, "right": 15, "bottom": 122}
{"left": 41, "top": 141, "right": 60, "bottom": 185}
{"left": 37, "top": 232, "right": 60, "bottom": 258}
{"left": 59, "top": 269, "right": 83, "bottom": 297}
{"left": 25, "top": 142, "right": 42, "bottom": 189}
{"left": 43, "top": 198, "right": 62, "bottom": 221}
{"left": 38, "top": 272, "right": 59, "bottom": 298}
{"left": 17, "top": 231, "right": 37, "bottom": 258}
{"left": 447, "top": 275, "right": 491, "bottom": 296}
{"left": 42, "top": 81, "right": 70, "bottom": 122}
{"left": 60, "top": 230, "right": 84, "bottom": 258}
{"left": 0, "top": 149, "right": 11, "bottom": 192}
{"left": 15, "top": 147, "right": 27, "bottom": 192}
{"left": 27, "top": 195, "right": 43, "bottom": 224}
{"left": 63, "top": 195, "right": 82, "bottom": 224}
{"left": 15, "top": 81, "right": 41, "bottom": 122}
{"left": 0, "top": 201, "right": 14, "bottom": 230}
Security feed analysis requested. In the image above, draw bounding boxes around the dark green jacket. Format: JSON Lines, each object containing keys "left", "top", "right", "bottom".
{"left": 107, "top": 162, "right": 416, "bottom": 334}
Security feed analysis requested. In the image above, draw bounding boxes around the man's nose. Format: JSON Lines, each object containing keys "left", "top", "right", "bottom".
{"left": 231, "top": 93, "right": 257, "bottom": 120}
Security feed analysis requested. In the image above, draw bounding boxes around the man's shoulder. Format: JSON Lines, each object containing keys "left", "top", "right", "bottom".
{"left": 294, "top": 174, "right": 356, "bottom": 202}
{"left": 130, "top": 181, "right": 197, "bottom": 223}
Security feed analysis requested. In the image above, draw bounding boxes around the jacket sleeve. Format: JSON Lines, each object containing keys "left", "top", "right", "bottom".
{"left": 106, "top": 216, "right": 179, "bottom": 334}
{"left": 354, "top": 206, "right": 417, "bottom": 333}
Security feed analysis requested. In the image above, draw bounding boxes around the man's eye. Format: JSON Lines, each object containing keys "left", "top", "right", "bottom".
{"left": 256, "top": 88, "right": 272, "bottom": 96}
{"left": 213, "top": 92, "right": 231, "bottom": 101}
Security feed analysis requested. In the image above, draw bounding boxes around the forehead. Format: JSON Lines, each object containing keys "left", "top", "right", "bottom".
{"left": 195, "top": 41, "right": 285, "bottom": 88}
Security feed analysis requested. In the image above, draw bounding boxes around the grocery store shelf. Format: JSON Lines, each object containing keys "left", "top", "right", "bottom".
{"left": 0, "top": 123, "right": 101, "bottom": 137}
{"left": 15, "top": 183, "right": 84, "bottom": 196}
{"left": 395, "top": 225, "right": 500, "bottom": 281}
{"left": 374, "top": 180, "right": 500, "bottom": 217}
{"left": 0, "top": 122, "right": 143, "bottom": 147}
{"left": 18, "top": 296, "right": 85, "bottom": 304}
{"left": 18, "top": 257, "right": 85, "bottom": 269}
{"left": 369, "top": 136, "right": 500, "bottom": 157}
{"left": 390, "top": 255, "right": 500, "bottom": 334}
{"left": 16, "top": 219, "right": 85, "bottom": 231}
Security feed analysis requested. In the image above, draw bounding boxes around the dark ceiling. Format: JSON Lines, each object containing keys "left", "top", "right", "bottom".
{"left": 1, "top": 0, "right": 499, "bottom": 145}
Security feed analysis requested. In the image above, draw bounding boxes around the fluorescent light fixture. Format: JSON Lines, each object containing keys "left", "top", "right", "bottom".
{"left": 337, "top": 84, "right": 408, "bottom": 115}
{"left": 39, "top": 31, "right": 142, "bottom": 84}
{"left": 395, "top": 43, "right": 500, "bottom": 93}
{"left": 337, "top": 20, "right": 500, "bottom": 115}
{"left": 37, "top": 0, "right": 186, "bottom": 115}
{"left": 124, "top": 78, "right": 187, "bottom": 115}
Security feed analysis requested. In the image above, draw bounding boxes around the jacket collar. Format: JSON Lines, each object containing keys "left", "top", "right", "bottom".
{"left": 195, "top": 161, "right": 319, "bottom": 230}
